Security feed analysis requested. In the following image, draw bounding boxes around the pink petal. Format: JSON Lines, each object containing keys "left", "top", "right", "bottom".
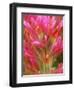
{"left": 56, "top": 20, "right": 63, "bottom": 31}
{"left": 32, "top": 41, "right": 41, "bottom": 45}
{"left": 23, "top": 21, "right": 38, "bottom": 39}
{"left": 51, "top": 36, "right": 63, "bottom": 55}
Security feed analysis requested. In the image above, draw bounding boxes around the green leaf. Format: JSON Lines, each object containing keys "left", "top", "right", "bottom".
{"left": 52, "top": 57, "right": 57, "bottom": 68}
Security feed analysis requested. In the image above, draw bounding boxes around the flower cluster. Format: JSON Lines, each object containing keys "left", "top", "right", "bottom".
{"left": 23, "top": 14, "right": 63, "bottom": 75}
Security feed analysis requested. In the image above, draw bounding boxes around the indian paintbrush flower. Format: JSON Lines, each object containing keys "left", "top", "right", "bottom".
{"left": 23, "top": 15, "right": 63, "bottom": 75}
